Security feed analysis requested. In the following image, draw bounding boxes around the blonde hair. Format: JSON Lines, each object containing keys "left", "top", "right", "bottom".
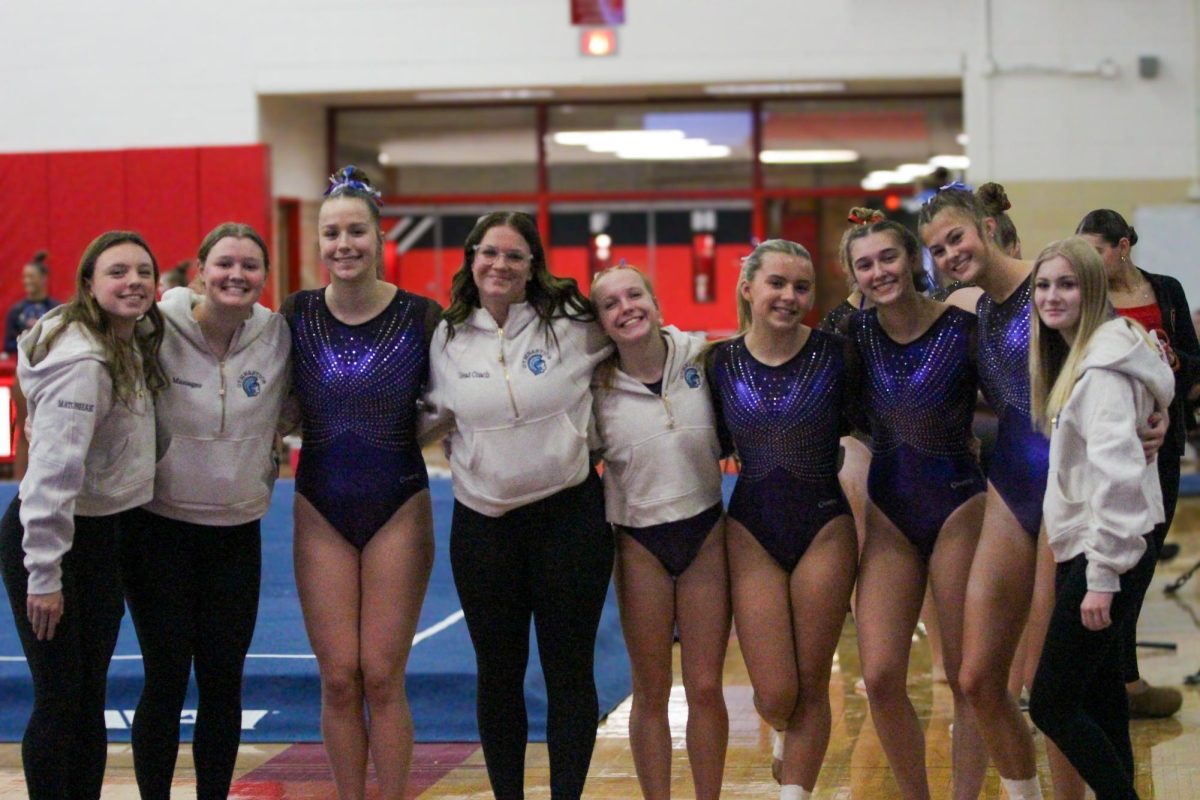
{"left": 589, "top": 262, "right": 659, "bottom": 389}
{"left": 736, "top": 239, "right": 812, "bottom": 333}
{"left": 1029, "top": 236, "right": 1127, "bottom": 434}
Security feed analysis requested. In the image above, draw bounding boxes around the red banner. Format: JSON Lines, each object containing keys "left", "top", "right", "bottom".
{"left": 571, "top": 0, "right": 625, "bottom": 25}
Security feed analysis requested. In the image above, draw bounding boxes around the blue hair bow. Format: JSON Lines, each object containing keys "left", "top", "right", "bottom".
{"left": 938, "top": 180, "right": 970, "bottom": 193}
{"left": 324, "top": 166, "right": 383, "bottom": 206}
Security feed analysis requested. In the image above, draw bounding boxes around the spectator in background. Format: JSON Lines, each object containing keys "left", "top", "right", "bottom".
{"left": 158, "top": 261, "right": 190, "bottom": 297}
{"left": 4, "top": 252, "right": 60, "bottom": 355}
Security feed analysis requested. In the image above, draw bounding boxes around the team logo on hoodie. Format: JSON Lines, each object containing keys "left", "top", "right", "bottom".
{"left": 683, "top": 365, "right": 702, "bottom": 389}
{"left": 524, "top": 349, "right": 548, "bottom": 376}
{"left": 240, "top": 371, "right": 265, "bottom": 398}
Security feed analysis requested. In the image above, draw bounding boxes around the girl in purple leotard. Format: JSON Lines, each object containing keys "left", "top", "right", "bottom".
{"left": 707, "top": 240, "right": 857, "bottom": 800}
{"left": 839, "top": 209, "right": 987, "bottom": 800}
{"left": 284, "top": 167, "right": 440, "bottom": 800}
{"left": 589, "top": 264, "right": 730, "bottom": 800}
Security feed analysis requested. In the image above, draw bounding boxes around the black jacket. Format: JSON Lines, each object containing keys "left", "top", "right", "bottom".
{"left": 1142, "top": 269, "right": 1200, "bottom": 464}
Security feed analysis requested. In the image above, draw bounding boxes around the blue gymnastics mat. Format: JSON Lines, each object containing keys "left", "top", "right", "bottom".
{"left": 0, "top": 479, "right": 632, "bottom": 743}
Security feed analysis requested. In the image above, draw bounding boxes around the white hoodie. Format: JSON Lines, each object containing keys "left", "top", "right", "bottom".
{"left": 143, "top": 287, "right": 290, "bottom": 526}
{"left": 592, "top": 326, "right": 723, "bottom": 528}
{"left": 1043, "top": 317, "right": 1175, "bottom": 592}
{"left": 17, "top": 307, "right": 155, "bottom": 594}
{"left": 422, "top": 303, "right": 611, "bottom": 517}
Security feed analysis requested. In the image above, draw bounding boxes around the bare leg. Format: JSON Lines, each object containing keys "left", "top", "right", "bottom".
{"left": 615, "top": 531, "right": 677, "bottom": 800}
{"left": 676, "top": 520, "right": 732, "bottom": 800}
{"left": 855, "top": 502, "right": 930, "bottom": 799}
{"left": 294, "top": 494, "right": 368, "bottom": 800}
{"left": 957, "top": 484, "right": 1039, "bottom": 782}
{"left": 927, "top": 494, "right": 988, "bottom": 800}
{"left": 358, "top": 490, "right": 434, "bottom": 800}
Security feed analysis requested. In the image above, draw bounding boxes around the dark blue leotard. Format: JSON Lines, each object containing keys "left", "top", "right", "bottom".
{"left": 284, "top": 288, "right": 441, "bottom": 549}
{"left": 708, "top": 331, "right": 850, "bottom": 572}
{"left": 976, "top": 275, "right": 1050, "bottom": 538}
{"left": 845, "top": 307, "right": 985, "bottom": 559}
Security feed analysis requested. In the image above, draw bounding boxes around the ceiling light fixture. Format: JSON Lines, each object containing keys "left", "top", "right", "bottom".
{"left": 760, "top": 149, "right": 859, "bottom": 164}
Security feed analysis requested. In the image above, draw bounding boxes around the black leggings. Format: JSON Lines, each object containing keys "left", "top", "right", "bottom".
{"left": 1120, "top": 453, "right": 1180, "bottom": 683}
{"left": 0, "top": 498, "right": 125, "bottom": 800}
{"left": 450, "top": 472, "right": 614, "bottom": 800}
{"left": 119, "top": 507, "right": 262, "bottom": 800}
{"left": 1030, "top": 544, "right": 1156, "bottom": 800}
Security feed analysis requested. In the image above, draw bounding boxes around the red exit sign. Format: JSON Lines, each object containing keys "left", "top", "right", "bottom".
{"left": 572, "top": 0, "right": 625, "bottom": 25}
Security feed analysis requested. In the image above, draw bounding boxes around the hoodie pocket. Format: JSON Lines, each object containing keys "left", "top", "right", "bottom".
{"left": 621, "top": 428, "right": 720, "bottom": 508}
{"left": 457, "top": 412, "right": 585, "bottom": 504}
{"left": 1044, "top": 473, "right": 1087, "bottom": 543}
{"left": 156, "top": 434, "right": 272, "bottom": 509}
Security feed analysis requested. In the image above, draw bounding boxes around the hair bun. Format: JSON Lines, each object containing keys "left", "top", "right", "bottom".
{"left": 847, "top": 207, "right": 886, "bottom": 226}
{"left": 976, "top": 182, "right": 1012, "bottom": 215}
{"left": 31, "top": 250, "right": 48, "bottom": 265}
{"left": 1126, "top": 226, "right": 1139, "bottom": 247}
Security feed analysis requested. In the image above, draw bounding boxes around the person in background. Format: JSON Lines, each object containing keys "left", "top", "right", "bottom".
{"left": 5, "top": 251, "right": 60, "bottom": 355}
{"left": 158, "top": 260, "right": 191, "bottom": 296}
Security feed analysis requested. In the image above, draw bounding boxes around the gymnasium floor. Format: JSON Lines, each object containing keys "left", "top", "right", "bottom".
{"left": 3, "top": 503, "right": 1200, "bottom": 798}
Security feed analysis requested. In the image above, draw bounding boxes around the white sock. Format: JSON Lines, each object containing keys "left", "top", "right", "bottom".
{"left": 779, "top": 786, "right": 811, "bottom": 800}
{"left": 772, "top": 729, "right": 784, "bottom": 760}
{"left": 1001, "top": 775, "right": 1043, "bottom": 800}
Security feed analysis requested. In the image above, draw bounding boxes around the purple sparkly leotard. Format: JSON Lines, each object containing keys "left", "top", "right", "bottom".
{"left": 975, "top": 275, "right": 1050, "bottom": 538}
{"left": 708, "top": 331, "right": 850, "bottom": 572}
{"left": 844, "top": 307, "right": 985, "bottom": 559}
{"left": 283, "top": 288, "right": 442, "bottom": 549}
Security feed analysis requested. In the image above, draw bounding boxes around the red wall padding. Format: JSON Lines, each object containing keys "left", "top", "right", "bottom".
{"left": 0, "top": 145, "right": 272, "bottom": 320}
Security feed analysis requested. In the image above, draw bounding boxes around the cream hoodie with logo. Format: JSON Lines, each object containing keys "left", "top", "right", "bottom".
{"left": 1044, "top": 317, "right": 1175, "bottom": 592}
{"left": 422, "top": 303, "right": 611, "bottom": 517}
{"left": 143, "top": 287, "right": 290, "bottom": 526}
{"left": 591, "top": 326, "right": 723, "bottom": 528}
{"left": 17, "top": 307, "right": 155, "bottom": 594}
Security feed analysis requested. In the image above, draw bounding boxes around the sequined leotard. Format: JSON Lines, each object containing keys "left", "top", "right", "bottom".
{"left": 976, "top": 275, "right": 1050, "bottom": 538}
{"left": 708, "top": 331, "right": 850, "bottom": 571}
{"left": 283, "top": 288, "right": 442, "bottom": 549}
{"left": 844, "top": 307, "right": 985, "bottom": 558}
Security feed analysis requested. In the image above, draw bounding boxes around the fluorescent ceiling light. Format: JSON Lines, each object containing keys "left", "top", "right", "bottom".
{"left": 929, "top": 154, "right": 970, "bottom": 170}
{"left": 760, "top": 149, "right": 859, "bottom": 164}
{"left": 554, "top": 130, "right": 686, "bottom": 148}
{"left": 896, "top": 163, "right": 936, "bottom": 178}
{"left": 865, "top": 170, "right": 910, "bottom": 184}
{"left": 861, "top": 178, "right": 889, "bottom": 191}
{"left": 615, "top": 142, "right": 731, "bottom": 160}
{"left": 414, "top": 88, "right": 554, "bottom": 102}
{"left": 704, "top": 81, "right": 846, "bottom": 95}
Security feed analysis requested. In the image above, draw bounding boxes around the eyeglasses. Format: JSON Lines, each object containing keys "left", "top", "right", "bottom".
{"left": 473, "top": 245, "right": 532, "bottom": 267}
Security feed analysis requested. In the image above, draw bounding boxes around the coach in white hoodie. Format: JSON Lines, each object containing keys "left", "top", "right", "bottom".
{"left": 421, "top": 212, "right": 612, "bottom": 800}
{"left": 0, "top": 231, "right": 164, "bottom": 800}
{"left": 1026, "top": 238, "right": 1175, "bottom": 799}
{"left": 117, "top": 224, "right": 290, "bottom": 800}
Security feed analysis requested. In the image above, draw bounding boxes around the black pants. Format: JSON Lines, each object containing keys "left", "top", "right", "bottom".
{"left": 0, "top": 498, "right": 125, "bottom": 800}
{"left": 1030, "top": 544, "right": 1156, "bottom": 800}
{"left": 1120, "top": 454, "right": 1180, "bottom": 682}
{"left": 450, "top": 472, "right": 614, "bottom": 800}
{"left": 119, "top": 507, "right": 262, "bottom": 800}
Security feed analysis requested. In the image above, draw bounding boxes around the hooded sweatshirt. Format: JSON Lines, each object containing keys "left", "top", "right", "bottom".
{"left": 1044, "top": 316, "right": 1175, "bottom": 592}
{"left": 143, "top": 287, "right": 290, "bottom": 526}
{"left": 421, "top": 303, "right": 611, "bottom": 517}
{"left": 17, "top": 307, "right": 155, "bottom": 594}
{"left": 591, "top": 326, "right": 723, "bottom": 528}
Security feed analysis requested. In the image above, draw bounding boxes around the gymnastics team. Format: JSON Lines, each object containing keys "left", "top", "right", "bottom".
{"left": 1, "top": 165, "right": 1196, "bottom": 800}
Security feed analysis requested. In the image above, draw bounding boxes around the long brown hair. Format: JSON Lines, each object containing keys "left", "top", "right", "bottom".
{"left": 442, "top": 211, "right": 592, "bottom": 341}
{"left": 42, "top": 231, "right": 167, "bottom": 404}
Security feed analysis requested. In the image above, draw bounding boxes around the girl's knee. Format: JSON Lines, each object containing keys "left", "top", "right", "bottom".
{"left": 319, "top": 664, "right": 363, "bottom": 709}
{"left": 753, "top": 687, "right": 797, "bottom": 729}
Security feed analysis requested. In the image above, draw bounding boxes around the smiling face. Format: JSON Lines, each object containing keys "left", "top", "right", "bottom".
{"left": 318, "top": 196, "right": 380, "bottom": 283}
{"left": 741, "top": 252, "right": 815, "bottom": 333}
{"left": 471, "top": 225, "right": 533, "bottom": 309}
{"left": 849, "top": 231, "right": 914, "bottom": 307}
{"left": 593, "top": 268, "right": 661, "bottom": 345}
{"left": 1033, "top": 255, "right": 1082, "bottom": 336}
{"left": 922, "top": 209, "right": 995, "bottom": 285}
{"left": 89, "top": 242, "right": 156, "bottom": 327}
{"left": 199, "top": 236, "right": 266, "bottom": 312}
